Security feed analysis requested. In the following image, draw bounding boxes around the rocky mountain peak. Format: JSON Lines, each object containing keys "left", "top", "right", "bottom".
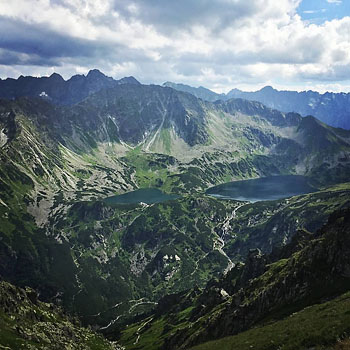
{"left": 49, "top": 72, "right": 65, "bottom": 82}
{"left": 86, "top": 68, "right": 108, "bottom": 80}
{"left": 117, "top": 76, "right": 141, "bottom": 85}
{"left": 260, "top": 85, "right": 275, "bottom": 92}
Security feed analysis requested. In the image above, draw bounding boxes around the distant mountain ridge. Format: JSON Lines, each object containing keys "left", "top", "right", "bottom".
{"left": 163, "top": 82, "right": 350, "bottom": 130}
{"left": 2, "top": 72, "right": 349, "bottom": 129}
{"left": 0, "top": 69, "right": 140, "bottom": 105}
{"left": 163, "top": 82, "right": 226, "bottom": 102}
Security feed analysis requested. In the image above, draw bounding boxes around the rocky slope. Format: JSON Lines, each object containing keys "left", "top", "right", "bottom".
{"left": 0, "top": 280, "right": 119, "bottom": 350}
{"left": 190, "top": 291, "right": 350, "bottom": 350}
{"left": 119, "top": 208, "right": 350, "bottom": 350}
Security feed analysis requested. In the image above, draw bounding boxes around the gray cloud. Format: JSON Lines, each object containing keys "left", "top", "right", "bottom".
{"left": 112, "top": 0, "right": 264, "bottom": 34}
{"left": 0, "top": 16, "right": 114, "bottom": 60}
{"left": 0, "top": 15, "right": 155, "bottom": 69}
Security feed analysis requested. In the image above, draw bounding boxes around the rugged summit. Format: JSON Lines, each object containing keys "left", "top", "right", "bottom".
{"left": 228, "top": 86, "right": 350, "bottom": 130}
{"left": 0, "top": 69, "right": 140, "bottom": 105}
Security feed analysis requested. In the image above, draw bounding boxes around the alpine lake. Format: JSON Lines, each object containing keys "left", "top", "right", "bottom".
{"left": 206, "top": 175, "right": 317, "bottom": 202}
{"left": 103, "top": 188, "right": 179, "bottom": 205}
{"left": 104, "top": 175, "right": 317, "bottom": 205}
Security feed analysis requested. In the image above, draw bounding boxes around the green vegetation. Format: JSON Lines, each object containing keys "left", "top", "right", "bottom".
{"left": 51, "top": 194, "right": 240, "bottom": 326}
{"left": 121, "top": 149, "right": 180, "bottom": 193}
{"left": 160, "top": 128, "right": 172, "bottom": 153}
{"left": 118, "top": 208, "right": 350, "bottom": 350}
{"left": 191, "top": 292, "right": 350, "bottom": 350}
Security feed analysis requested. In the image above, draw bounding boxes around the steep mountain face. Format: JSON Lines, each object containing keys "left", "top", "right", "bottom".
{"left": 119, "top": 208, "right": 350, "bottom": 350}
{"left": 75, "top": 84, "right": 209, "bottom": 147}
{"left": 164, "top": 82, "right": 350, "bottom": 130}
{"left": 1, "top": 71, "right": 350, "bottom": 339}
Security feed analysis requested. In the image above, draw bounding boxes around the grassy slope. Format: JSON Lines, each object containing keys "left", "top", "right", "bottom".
{"left": 190, "top": 291, "right": 350, "bottom": 350}
{"left": 55, "top": 194, "right": 239, "bottom": 326}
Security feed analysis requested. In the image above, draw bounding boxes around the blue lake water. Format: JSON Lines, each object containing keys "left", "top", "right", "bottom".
{"left": 104, "top": 188, "right": 179, "bottom": 205}
{"left": 206, "top": 175, "right": 317, "bottom": 202}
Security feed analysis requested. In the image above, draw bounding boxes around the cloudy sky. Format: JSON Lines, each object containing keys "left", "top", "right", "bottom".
{"left": 0, "top": 0, "right": 350, "bottom": 93}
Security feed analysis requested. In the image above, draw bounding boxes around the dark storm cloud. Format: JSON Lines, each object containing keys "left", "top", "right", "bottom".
{"left": 0, "top": 16, "right": 110, "bottom": 61}
{"left": 0, "top": 48, "right": 60, "bottom": 66}
{"left": 0, "top": 15, "right": 146, "bottom": 67}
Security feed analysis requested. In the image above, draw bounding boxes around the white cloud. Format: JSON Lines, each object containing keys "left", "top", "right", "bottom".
{"left": 0, "top": 0, "right": 350, "bottom": 93}
{"left": 303, "top": 9, "right": 327, "bottom": 14}
{"left": 327, "top": 0, "right": 342, "bottom": 4}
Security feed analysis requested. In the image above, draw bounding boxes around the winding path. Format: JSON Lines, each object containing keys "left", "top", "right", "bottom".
{"left": 216, "top": 202, "right": 247, "bottom": 274}
{"left": 134, "top": 317, "right": 154, "bottom": 345}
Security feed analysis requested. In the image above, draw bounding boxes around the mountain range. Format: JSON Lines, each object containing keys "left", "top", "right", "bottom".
{"left": 1, "top": 69, "right": 350, "bottom": 349}
{"left": 163, "top": 82, "right": 350, "bottom": 130}
{"left": 0, "top": 69, "right": 140, "bottom": 106}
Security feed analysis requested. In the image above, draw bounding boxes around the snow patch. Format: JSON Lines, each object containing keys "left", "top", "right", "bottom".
{"left": 0, "top": 128, "right": 8, "bottom": 147}
{"left": 220, "top": 288, "right": 229, "bottom": 299}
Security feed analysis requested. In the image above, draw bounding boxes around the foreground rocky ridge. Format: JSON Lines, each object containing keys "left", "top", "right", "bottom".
{"left": 0, "top": 280, "right": 119, "bottom": 350}
{"left": 119, "top": 208, "right": 350, "bottom": 350}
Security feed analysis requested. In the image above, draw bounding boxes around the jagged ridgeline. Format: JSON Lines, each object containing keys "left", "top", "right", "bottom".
{"left": 164, "top": 81, "right": 350, "bottom": 130}
{"left": 1, "top": 71, "right": 350, "bottom": 348}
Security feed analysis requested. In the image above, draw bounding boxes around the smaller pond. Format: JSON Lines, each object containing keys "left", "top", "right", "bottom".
{"left": 206, "top": 175, "right": 317, "bottom": 202}
{"left": 104, "top": 188, "right": 179, "bottom": 205}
